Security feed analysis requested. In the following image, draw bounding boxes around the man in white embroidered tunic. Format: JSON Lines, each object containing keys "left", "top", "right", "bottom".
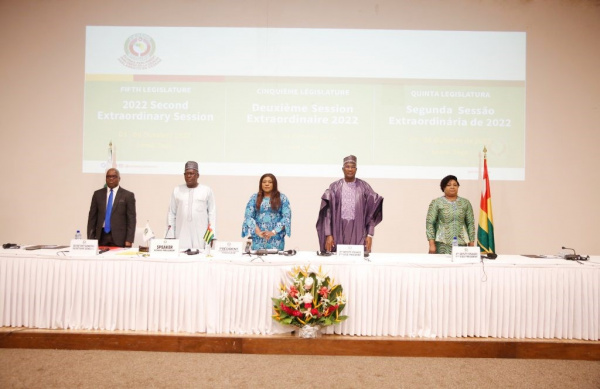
{"left": 166, "top": 161, "right": 217, "bottom": 249}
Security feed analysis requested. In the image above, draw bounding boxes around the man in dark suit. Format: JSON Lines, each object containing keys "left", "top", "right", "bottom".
{"left": 87, "top": 168, "right": 137, "bottom": 247}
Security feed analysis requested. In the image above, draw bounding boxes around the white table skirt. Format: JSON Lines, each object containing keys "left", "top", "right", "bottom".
{"left": 1, "top": 249, "right": 599, "bottom": 339}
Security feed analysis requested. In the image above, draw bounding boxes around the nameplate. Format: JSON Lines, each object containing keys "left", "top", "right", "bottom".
{"left": 337, "top": 244, "right": 364, "bottom": 258}
{"left": 150, "top": 239, "right": 180, "bottom": 258}
{"left": 69, "top": 239, "right": 98, "bottom": 256}
{"left": 214, "top": 241, "right": 243, "bottom": 257}
{"left": 452, "top": 246, "right": 481, "bottom": 262}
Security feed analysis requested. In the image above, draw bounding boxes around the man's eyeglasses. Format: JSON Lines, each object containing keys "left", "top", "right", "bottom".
{"left": 106, "top": 175, "right": 118, "bottom": 179}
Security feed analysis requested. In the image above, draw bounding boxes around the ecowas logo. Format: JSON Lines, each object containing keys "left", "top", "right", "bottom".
{"left": 118, "top": 33, "right": 161, "bottom": 70}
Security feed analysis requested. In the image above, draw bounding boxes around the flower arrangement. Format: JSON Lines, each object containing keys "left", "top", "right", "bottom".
{"left": 272, "top": 265, "right": 348, "bottom": 329}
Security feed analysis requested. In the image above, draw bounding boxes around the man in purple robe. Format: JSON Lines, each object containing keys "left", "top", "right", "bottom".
{"left": 316, "top": 155, "right": 383, "bottom": 253}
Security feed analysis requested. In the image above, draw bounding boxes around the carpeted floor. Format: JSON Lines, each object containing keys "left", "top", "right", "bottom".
{"left": 1, "top": 349, "right": 599, "bottom": 388}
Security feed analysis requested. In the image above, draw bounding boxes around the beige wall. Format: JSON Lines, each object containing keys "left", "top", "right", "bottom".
{"left": 1, "top": 0, "right": 599, "bottom": 255}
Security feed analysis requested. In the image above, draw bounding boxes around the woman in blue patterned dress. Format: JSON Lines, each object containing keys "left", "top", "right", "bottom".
{"left": 241, "top": 173, "right": 292, "bottom": 250}
{"left": 426, "top": 175, "right": 475, "bottom": 254}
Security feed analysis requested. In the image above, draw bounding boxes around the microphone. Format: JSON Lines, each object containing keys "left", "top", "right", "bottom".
{"left": 317, "top": 250, "right": 332, "bottom": 256}
{"left": 164, "top": 225, "right": 172, "bottom": 239}
{"left": 251, "top": 249, "right": 278, "bottom": 255}
{"left": 481, "top": 252, "right": 498, "bottom": 260}
{"left": 277, "top": 249, "right": 297, "bottom": 256}
{"left": 562, "top": 246, "right": 579, "bottom": 261}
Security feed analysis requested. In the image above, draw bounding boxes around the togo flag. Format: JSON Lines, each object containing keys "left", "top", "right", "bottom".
{"left": 203, "top": 224, "right": 215, "bottom": 244}
{"left": 477, "top": 150, "right": 495, "bottom": 254}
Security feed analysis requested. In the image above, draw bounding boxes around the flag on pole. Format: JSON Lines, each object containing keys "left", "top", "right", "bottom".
{"left": 477, "top": 147, "right": 495, "bottom": 254}
{"left": 143, "top": 221, "right": 155, "bottom": 243}
{"left": 203, "top": 224, "right": 215, "bottom": 244}
{"left": 105, "top": 141, "right": 117, "bottom": 171}
{"left": 111, "top": 142, "right": 117, "bottom": 169}
{"left": 103, "top": 141, "right": 117, "bottom": 188}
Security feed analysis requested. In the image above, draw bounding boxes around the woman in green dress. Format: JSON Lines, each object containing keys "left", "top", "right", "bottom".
{"left": 426, "top": 175, "right": 475, "bottom": 254}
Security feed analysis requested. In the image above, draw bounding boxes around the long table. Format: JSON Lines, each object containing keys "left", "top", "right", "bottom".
{"left": 1, "top": 248, "right": 599, "bottom": 340}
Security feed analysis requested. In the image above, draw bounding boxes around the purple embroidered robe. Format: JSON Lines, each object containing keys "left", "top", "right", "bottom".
{"left": 316, "top": 178, "right": 383, "bottom": 252}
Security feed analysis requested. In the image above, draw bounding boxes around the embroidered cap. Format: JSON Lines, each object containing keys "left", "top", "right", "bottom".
{"left": 185, "top": 161, "right": 199, "bottom": 172}
{"left": 343, "top": 155, "right": 357, "bottom": 166}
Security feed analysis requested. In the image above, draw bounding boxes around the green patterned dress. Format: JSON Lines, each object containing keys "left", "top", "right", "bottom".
{"left": 426, "top": 196, "right": 475, "bottom": 254}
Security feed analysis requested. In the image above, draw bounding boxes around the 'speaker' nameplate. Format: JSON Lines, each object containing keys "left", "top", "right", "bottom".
{"left": 452, "top": 246, "right": 481, "bottom": 262}
{"left": 336, "top": 244, "right": 364, "bottom": 258}
{"left": 150, "top": 239, "right": 180, "bottom": 258}
{"left": 214, "top": 241, "right": 243, "bottom": 257}
{"left": 70, "top": 239, "right": 98, "bottom": 257}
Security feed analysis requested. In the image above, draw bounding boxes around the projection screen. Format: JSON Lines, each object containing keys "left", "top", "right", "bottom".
{"left": 83, "top": 27, "right": 526, "bottom": 180}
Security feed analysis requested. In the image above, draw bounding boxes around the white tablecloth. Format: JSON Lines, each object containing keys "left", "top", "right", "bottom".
{"left": 1, "top": 249, "right": 599, "bottom": 339}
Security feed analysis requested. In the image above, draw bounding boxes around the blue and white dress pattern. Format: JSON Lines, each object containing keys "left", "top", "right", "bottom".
{"left": 241, "top": 193, "right": 291, "bottom": 250}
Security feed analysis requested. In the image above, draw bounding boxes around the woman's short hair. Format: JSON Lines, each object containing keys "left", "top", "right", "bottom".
{"left": 440, "top": 175, "right": 459, "bottom": 192}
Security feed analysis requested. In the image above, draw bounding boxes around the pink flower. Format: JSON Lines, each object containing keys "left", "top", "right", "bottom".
{"left": 311, "top": 308, "right": 319, "bottom": 316}
{"left": 304, "top": 303, "right": 312, "bottom": 309}
{"left": 289, "top": 285, "right": 299, "bottom": 298}
{"left": 318, "top": 287, "right": 329, "bottom": 298}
